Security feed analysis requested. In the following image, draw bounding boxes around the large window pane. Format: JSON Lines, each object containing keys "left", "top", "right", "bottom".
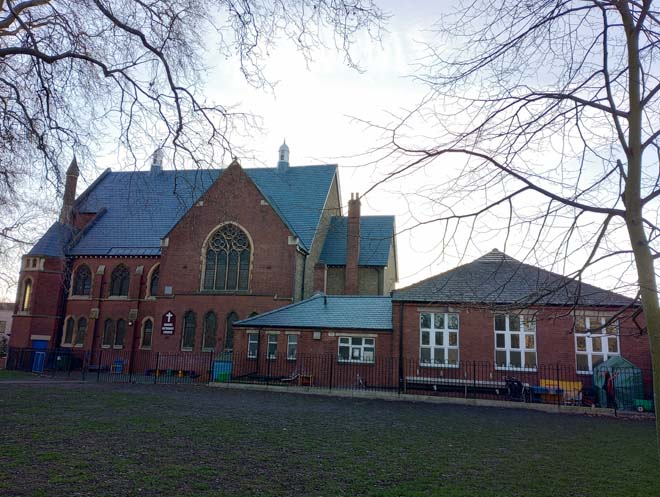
{"left": 524, "top": 352, "right": 537, "bottom": 368}
{"left": 576, "top": 354, "right": 589, "bottom": 371}
{"left": 592, "top": 338, "right": 602, "bottom": 352}
{"left": 494, "top": 315, "right": 506, "bottom": 331}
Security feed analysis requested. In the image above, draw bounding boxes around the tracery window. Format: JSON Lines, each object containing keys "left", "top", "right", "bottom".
{"left": 202, "top": 224, "right": 251, "bottom": 291}
{"left": 72, "top": 265, "right": 92, "bottom": 296}
{"left": 109, "top": 265, "right": 130, "bottom": 296}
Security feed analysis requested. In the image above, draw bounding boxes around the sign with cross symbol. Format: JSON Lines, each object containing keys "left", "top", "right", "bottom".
{"left": 162, "top": 311, "right": 176, "bottom": 335}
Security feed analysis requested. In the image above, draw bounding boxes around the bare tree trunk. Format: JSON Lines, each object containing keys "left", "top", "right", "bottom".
{"left": 620, "top": 2, "right": 660, "bottom": 454}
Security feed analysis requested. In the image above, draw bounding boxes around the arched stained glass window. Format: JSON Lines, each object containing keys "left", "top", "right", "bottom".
{"left": 141, "top": 319, "right": 154, "bottom": 349}
{"left": 63, "top": 317, "right": 75, "bottom": 346}
{"left": 109, "top": 265, "right": 130, "bottom": 296}
{"left": 202, "top": 224, "right": 251, "bottom": 291}
{"left": 115, "top": 319, "right": 126, "bottom": 348}
{"left": 72, "top": 265, "right": 92, "bottom": 296}
{"left": 102, "top": 319, "right": 114, "bottom": 347}
{"left": 75, "top": 317, "right": 87, "bottom": 346}
{"left": 202, "top": 311, "right": 217, "bottom": 352}
{"left": 20, "top": 278, "right": 32, "bottom": 312}
{"left": 225, "top": 312, "right": 239, "bottom": 351}
{"left": 182, "top": 311, "right": 196, "bottom": 351}
{"left": 149, "top": 266, "right": 159, "bottom": 297}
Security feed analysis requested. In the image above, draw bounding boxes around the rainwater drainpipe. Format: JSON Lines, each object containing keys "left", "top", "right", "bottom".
{"left": 398, "top": 301, "right": 404, "bottom": 394}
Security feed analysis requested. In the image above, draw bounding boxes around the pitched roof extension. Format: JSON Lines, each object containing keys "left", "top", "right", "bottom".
{"left": 319, "top": 216, "right": 395, "bottom": 266}
{"left": 28, "top": 222, "right": 78, "bottom": 257}
{"left": 234, "top": 293, "right": 393, "bottom": 331}
{"left": 392, "top": 249, "right": 634, "bottom": 307}
{"left": 32, "top": 164, "right": 337, "bottom": 257}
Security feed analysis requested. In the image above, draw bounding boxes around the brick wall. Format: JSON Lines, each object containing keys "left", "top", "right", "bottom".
{"left": 393, "top": 301, "right": 652, "bottom": 371}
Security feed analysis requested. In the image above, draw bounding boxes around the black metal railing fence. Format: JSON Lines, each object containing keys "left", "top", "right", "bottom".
{"left": 5, "top": 347, "right": 655, "bottom": 412}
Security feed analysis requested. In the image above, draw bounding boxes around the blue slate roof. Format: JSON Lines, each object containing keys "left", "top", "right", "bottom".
{"left": 34, "top": 163, "right": 337, "bottom": 257}
{"left": 393, "top": 249, "right": 634, "bottom": 307}
{"left": 234, "top": 294, "right": 393, "bottom": 331}
{"left": 319, "top": 216, "right": 395, "bottom": 266}
{"left": 28, "top": 222, "right": 78, "bottom": 257}
{"left": 246, "top": 165, "right": 337, "bottom": 251}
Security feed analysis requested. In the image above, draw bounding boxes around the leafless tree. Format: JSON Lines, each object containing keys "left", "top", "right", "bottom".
{"left": 0, "top": 0, "right": 386, "bottom": 294}
{"left": 368, "top": 1, "right": 660, "bottom": 449}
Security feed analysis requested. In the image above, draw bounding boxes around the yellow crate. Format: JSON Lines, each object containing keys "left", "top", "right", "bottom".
{"left": 539, "top": 379, "right": 583, "bottom": 405}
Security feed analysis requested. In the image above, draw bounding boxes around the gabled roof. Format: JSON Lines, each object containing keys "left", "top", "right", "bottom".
{"left": 234, "top": 294, "right": 393, "bottom": 331}
{"left": 392, "top": 249, "right": 634, "bottom": 307}
{"left": 28, "top": 222, "right": 78, "bottom": 257}
{"left": 319, "top": 216, "right": 395, "bottom": 266}
{"left": 33, "top": 163, "right": 336, "bottom": 257}
{"left": 245, "top": 165, "right": 337, "bottom": 251}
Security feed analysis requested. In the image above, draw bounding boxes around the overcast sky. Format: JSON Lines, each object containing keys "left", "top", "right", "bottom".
{"left": 2, "top": 1, "right": 640, "bottom": 301}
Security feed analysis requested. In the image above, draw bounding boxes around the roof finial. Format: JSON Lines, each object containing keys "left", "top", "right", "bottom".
{"left": 151, "top": 148, "right": 163, "bottom": 174}
{"left": 277, "top": 139, "right": 289, "bottom": 173}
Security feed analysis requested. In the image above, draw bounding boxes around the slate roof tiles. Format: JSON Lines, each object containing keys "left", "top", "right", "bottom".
{"left": 392, "top": 249, "right": 634, "bottom": 307}
{"left": 234, "top": 293, "right": 393, "bottom": 331}
{"left": 31, "top": 164, "right": 337, "bottom": 257}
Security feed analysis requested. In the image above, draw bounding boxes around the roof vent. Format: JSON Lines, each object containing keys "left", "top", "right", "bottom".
{"left": 151, "top": 148, "right": 163, "bottom": 174}
{"left": 277, "top": 140, "right": 289, "bottom": 173}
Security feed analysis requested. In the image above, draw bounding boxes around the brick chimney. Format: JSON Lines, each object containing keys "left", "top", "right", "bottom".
{"left": 345, "top": 193, "right": 360, "bottom": 294}
{"left": 59, "top": 156, "right": 79, "bottom": 225}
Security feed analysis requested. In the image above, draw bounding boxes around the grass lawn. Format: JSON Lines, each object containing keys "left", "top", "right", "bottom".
{"left": 0, "top": 383, "right": 658, "bottom": 497}
{"left": 0, "top": 369, "right": 41, "bottom": 381}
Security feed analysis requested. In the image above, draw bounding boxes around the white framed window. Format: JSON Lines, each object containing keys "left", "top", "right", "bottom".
{"left": 494, "top": 314, "right": 537, "bottom": 370}
{"left": 575, "top": 315, "right": 619, "bottom": 373}
{"left": 267, "top": 334, "right": 278, "bottom": 360}
{"left": 419, "top": 312, "right": 459, "bottom": 367}
{"left": 287, "top": 335, "right": 298, "bottom": 360}
{"left": 338, "top": 336, "right": 375, "bottom": 363}
{"left": 247, "top": 333, "right": 259, "bottom": 359}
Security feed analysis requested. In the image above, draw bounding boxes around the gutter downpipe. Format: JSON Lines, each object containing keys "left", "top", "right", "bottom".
{"left": 398, "top": 300, "right": 404, "bottom": 394}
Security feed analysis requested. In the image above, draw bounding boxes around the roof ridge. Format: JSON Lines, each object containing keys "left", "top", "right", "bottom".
{"left": 235, "top": 293, "right": 324, "bottom": 324}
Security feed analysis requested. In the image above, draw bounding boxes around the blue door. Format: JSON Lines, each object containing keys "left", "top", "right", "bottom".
{"left": 31, "top": 339, "right": 48, "bottom": 373}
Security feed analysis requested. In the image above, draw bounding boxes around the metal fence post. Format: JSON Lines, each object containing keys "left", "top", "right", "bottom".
{"left": 329, "top": 354, "right": 334, "bottom": 391}
{"left": 97, "top": 349, "right": 103, "bottom": 382}
{"left": 154, "top": 352, "right": 160, "bottom": 385}
{"left": 208, "top": 353, "right": 215, "bottom": 385}
{"left": 556, "top": 363, "right": 561, "bottom": 407}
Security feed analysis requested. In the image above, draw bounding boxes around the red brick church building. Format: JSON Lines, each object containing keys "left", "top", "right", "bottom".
{"left": 8, "top": 143, "right": 652, "bottom": 396}
{"left": 10, "top": 143, "right": 397, "bottom": 357}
